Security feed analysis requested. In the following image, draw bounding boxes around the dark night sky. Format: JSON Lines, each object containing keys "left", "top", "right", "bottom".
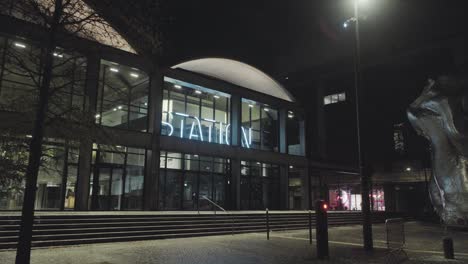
{"left": 90, "top": 0, "right": 467, "bottom": 87}
{"left": 161, "top": 0, "right": 467, "bottom": 76}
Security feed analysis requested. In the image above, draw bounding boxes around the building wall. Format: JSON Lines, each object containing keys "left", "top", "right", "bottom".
{"left": 0, "top": 19, "right": 314, "bottom": 211}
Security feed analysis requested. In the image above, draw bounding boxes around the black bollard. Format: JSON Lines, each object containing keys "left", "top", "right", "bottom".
{"left": 309, "top": 210, "right": 312, "bottom": 245}
{"left": 315, "top": 200, "right": 329, "bottom": 259}
{"left": 443, "top": 237, "right": 454, "bottom": 259}
{"left": 266, "top": 208, "right": 270, "bottom": 240}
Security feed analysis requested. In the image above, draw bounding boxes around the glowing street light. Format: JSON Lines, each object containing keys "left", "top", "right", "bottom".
{"left": 343, "top": 0, "right": 374, "bottom": 252}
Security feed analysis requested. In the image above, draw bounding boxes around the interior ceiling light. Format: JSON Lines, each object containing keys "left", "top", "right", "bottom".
{"left": 14, "top": 42, "right": 26, "bottom": 48}
{"left": 110, "top": 68, "right": 119, "bottom": 72}
{"left": 130, "top": 73, "right": 139, "bottom": 78}
{"left": 174, "top": 84, "right": 182, "bottom": 89}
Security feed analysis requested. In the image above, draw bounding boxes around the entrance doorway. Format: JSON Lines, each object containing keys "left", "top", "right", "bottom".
{"left": 91, "top": 166, "right": 124, "bottom": 210}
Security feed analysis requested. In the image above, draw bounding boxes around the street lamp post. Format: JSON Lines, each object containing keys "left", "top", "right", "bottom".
{"left": 348, "top": 0, "right": 374, "bottom": 251}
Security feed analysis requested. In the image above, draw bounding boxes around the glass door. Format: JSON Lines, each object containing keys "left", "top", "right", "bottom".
{"left": 92, "top": 166, "right": 124, "bottom": 210}
{"left": 213, "top": 174, "right": 225, "bottom": 208}
{"left": 198, "top": 173, "right": 212, "bottom": 210}
{"left": 183, "top": 172, "right": 197, "bottom": 210}
{"left": 110, "top": 168, "right": 123, "bottom": 210}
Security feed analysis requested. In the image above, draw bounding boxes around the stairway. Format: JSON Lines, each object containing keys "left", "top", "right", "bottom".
{"left": 0, "top": 211, "right": 398, "bottom": 249}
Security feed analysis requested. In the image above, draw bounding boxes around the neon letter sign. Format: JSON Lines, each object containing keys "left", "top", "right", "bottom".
{"left": 161, "top": 112, "right": 252, "bottom": 148}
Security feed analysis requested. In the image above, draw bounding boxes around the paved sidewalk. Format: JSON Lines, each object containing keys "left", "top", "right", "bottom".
{"left": 1, "top": 222, "right": 467, "bottom": 264}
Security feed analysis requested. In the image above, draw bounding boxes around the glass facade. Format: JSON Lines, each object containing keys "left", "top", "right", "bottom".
{"left": 327, "top": 186, "right": 385, "bottom": 211}
{"left": 49, "top": 50, "right": 87, "bottom": 117}
{"left": 288, "top": 166, "right": 304, "bottom": 210}
{"left": 0, "top": 137, "right": 28, "bottom": 210}
{"left": 90, "top": 145, "right": 146, "bottom": 210}
{"left": 159, "top": 151, "right": 230, "bottom": 210}
{"left": 371, "top": 187, "right": 385, "bottom": 211}
{"left": 0, "top": 37, "right": 41, "bottom": 111}
{"left": 286, "top": 111, "right": 304, "bottom": 156}
{"left": 240, "top": 161, "right": 280, "bottom": 210}
{"left": 161, "top": 77, "right": 231, "bottom": 144}
{"left": 36, "top": 140, "right": 79, "bottom": 210}
{"left": 96, "top": 60, "right": 149, "bottom": 131}
{"left": 241, "top": 99, "right": 278, "bottom": 151}
{"left": 0, "top": 32, "right": 308, "bottom": 212}
{"left": 0, "top": 35, "right": 87, "bottom": 114}
{"left": 0, "top": 138, "right": 79, "bottom": 210}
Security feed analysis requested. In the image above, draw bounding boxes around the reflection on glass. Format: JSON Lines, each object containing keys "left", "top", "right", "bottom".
{"left": 96, "top": 60, "right": 149, "bottom": 131}
{"left": 159, "top": 151, "right": 229, "bottom": 210}
{"left": 240, "top": 161, "right": 280, "bottom": 210}
{"left": 287, "top": 111, "right": 305, "bottom": 156}
{"left": 288, "top": 166, "right": 304, "bottom": 210}
{"left": 110, "top": 169, "right": 123, "bottom": 210}
{"left": 241, "top": 99, "right": 278, "bottom": 151}
{"left": 0, "top": 36, "right": 87, "bottom": 115}
{"left": 90, "top": 145, "right": 146, "bottom": 210}
{"left": 163, "top": 170, "right": 182, "bottom": 210}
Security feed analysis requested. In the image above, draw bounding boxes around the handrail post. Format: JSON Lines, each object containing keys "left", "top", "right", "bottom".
{"left": 231, "top": 213, "right": 234, "bottom": 236}
{"left": 309, "top": 210, "right": 312, "bottom": 245}
{"left": 266, "top": 208, "right": 270, "bottom": 240}
{"left": 199, "top": 196, "right": 235, "bottom": 237}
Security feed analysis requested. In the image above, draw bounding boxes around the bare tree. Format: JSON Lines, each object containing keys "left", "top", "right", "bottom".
{"left": 0, "top": 0, "right": 127, "bottom": 263}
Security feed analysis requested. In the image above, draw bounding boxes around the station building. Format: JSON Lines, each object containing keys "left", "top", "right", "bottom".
{"left": 0, "top": 2, "right": 378, "bottom": 213}
{"left": 0, "top": 9, "right": 323, "bottom": 212}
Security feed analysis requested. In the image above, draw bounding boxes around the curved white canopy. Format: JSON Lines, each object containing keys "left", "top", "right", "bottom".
{"left": 172, "top": 58, "right": 294, "bottom": 102}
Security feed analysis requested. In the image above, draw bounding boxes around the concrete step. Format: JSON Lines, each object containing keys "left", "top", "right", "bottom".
{"left": 0, "top": 211, "right": 398, "bottom": 250}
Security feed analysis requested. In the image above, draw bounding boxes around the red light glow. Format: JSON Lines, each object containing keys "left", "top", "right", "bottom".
{"left": 323, "top": 204, "right": 328, "bottom": 210}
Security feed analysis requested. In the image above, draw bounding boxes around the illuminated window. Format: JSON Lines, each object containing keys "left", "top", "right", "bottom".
{"left": 241, "top": 99, "right": 278, "bottom": 151}
{"left": 161, "top": 77, "right": 231, "bottom": 145}
{"left": 96, "top": 60, "right": 149, "bottom": 131}
{"left": 323, "top": 92, "right": 346, "bottom": 105}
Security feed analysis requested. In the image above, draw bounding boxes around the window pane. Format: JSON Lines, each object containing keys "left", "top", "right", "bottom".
{"left": 241, "top": 99, "right": 278, "bottom": 152}
{"left": 162, "top": 77, "right": 231, "bottom": 145}
{"left": 90, "top": 144, "right": 146, "bottom": 210}
{"left": 240, "top": 160, "right": 280, "bottom": 210}
{"left": 338, "top": 92, "right": 346, "bottom": 101}
{"left": 287, "top": 111, "right": 305, "bottom": 156}
{"left": 97, "top": 60, "right": 149, "bottom": 131}
{"left": 0, "top": 39, "right": 41, "bottom": 111}
{"left": 123, "top": 166, "right": 144, "bottom": 209}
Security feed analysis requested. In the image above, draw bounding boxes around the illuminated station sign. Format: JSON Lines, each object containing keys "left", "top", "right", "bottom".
{"left": 162, "top": 112, "right": 253, "bottom": 148}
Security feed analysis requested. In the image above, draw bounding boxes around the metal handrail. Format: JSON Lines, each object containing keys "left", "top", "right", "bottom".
{"left": 199, "top": 196, "right": 227, "bottom": 214}
{"left": 199, "top": 196, "right": 235, "bottom": 235}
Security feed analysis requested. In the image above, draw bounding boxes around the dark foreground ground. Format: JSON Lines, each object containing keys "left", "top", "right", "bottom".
{"left": 0, "top": 221, "right": 467, "bottom": 264}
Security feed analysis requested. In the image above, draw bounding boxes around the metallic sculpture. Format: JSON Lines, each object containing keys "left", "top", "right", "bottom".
{"left": 407, "top": 76, "right": 468, "bottom": 226}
